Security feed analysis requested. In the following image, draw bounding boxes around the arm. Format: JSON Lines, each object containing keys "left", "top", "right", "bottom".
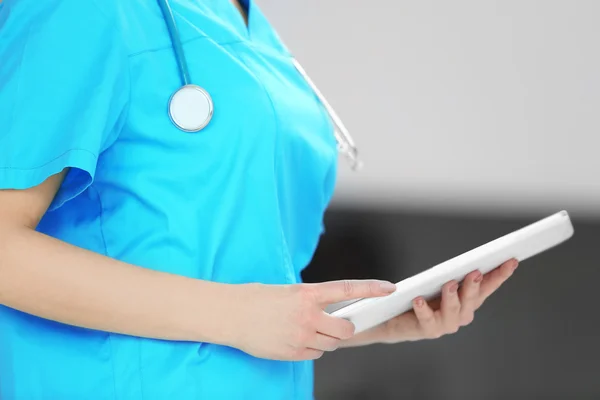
{"left": 0, "top": 171, "right": 237, "bottom": 344}
{"left": 0, "top": 174, "right": 397, "bottom": 360}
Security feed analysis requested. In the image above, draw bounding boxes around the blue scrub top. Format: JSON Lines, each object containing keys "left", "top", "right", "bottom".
{"left": 0, "top": 0, "right": 338, "bottom": 398}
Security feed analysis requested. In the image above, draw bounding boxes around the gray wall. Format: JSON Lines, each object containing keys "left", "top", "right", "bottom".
{"left": 258, "top": 0, "right": 600, "bottom": 218}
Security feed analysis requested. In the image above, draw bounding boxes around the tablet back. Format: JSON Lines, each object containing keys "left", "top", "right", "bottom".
{"left": 330, "top": 210, "right": 574, "bottom": 334}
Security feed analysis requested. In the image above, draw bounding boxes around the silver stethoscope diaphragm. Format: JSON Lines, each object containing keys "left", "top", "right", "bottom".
{"left": 168, "top": 85, "right": 214, "bottom": 133}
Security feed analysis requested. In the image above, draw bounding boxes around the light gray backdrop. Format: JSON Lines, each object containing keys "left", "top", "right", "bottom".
{"left": 258, "top": 0, "right": 600, "bottom": 218}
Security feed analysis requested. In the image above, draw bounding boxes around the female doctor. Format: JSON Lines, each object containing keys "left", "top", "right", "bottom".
{"left": 0, "top": 0, "right": 518, "bottom": 398}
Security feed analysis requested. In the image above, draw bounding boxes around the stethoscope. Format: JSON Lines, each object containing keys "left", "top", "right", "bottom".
{"left": 157, "top": 0, "right": 362, "bottom": 170}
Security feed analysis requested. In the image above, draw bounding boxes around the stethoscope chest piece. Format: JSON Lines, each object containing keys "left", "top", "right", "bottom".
{"left": 168, "top": 85, "right": 214, "bottom": 133}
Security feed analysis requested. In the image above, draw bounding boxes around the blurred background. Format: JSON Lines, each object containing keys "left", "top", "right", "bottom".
{"left": 258, "top": 0, "right": 599, "bottom": 398}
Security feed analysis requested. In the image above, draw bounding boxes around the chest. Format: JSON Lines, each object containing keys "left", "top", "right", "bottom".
{"left": 110, "top": 0, "right": 335, "bottom": 173}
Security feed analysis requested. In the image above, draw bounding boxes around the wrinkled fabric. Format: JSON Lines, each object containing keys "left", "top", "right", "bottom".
{"left": 0, "top": 0, "right": 337, "bottom": 398}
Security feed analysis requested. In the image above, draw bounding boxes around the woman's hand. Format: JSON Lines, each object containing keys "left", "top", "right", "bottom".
{"left": 228, "top": 279, "right": 397, "bottom": 361}
{"left": 341, "top": 259, "right": 518, "bottom": 347}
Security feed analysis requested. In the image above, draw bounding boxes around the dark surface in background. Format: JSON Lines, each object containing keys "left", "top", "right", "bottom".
{"left": 303, "top": 208, "right": 600, "bottom": 399}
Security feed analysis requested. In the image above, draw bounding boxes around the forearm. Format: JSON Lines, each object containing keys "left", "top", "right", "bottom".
{"left": 0, "top": 225, "right": 236, "bottom": 345}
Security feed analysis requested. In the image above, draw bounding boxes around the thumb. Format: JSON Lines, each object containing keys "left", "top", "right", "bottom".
{"left": 311, "top": 279, "right": 397, "bottom": 305}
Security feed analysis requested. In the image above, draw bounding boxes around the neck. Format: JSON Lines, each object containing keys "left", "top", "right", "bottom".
{"left": 231, "top": 0, "right": 248, "bottom": 25}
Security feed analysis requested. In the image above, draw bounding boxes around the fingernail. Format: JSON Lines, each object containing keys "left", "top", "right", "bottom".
{"left": 449, "top": 283, "right": 459, "bottom": 293}
{"left": 512, "top": 260, "right": 519, "bottom": 271}
{"left": 474, "top": 273, "right": 483, "bottom": 283}
{"left": 415, "top": 298, "right": 424, "bottom": 307}
{"left": 379, "top": 282, "right": 397, "bottom": 293}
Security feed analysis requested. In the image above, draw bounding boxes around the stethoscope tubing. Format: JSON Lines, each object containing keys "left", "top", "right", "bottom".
{"left": 157, "top": 0, "right": 192, "bottom": 85}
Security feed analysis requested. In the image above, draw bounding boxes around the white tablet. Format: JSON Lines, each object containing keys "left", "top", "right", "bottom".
{"left": 328, "top": 210, "right": 574, "bottom": 334}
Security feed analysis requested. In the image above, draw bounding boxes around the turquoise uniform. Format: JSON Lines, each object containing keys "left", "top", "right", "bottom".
{"left": 0, "top": 0, "right": 337, "bottom": 398}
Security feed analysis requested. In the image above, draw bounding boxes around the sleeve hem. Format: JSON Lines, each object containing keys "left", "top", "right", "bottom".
{"left": 0, "top": 149, "right": 98, "bottom": 211}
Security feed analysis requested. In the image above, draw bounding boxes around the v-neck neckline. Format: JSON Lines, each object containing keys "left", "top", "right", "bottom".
{"left": 230, "top": 0, "right": 252, "bottom": 37}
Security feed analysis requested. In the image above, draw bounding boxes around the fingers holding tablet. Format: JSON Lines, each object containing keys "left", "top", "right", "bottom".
{"left": 477, "top": 259, "right": 519, "bottom": 307}
{"left": 458, "top": 270, "right": 482, "bottom": 326}
{"left": 412, "top": 297, "right": 441, "bottom": 339}
{"left": 440, "top": 281, "right": 461, "bottom": 334}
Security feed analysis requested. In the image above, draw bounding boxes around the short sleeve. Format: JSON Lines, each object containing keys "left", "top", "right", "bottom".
{"left": 0, "top": 0, "right": 129, "bottom": 211}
